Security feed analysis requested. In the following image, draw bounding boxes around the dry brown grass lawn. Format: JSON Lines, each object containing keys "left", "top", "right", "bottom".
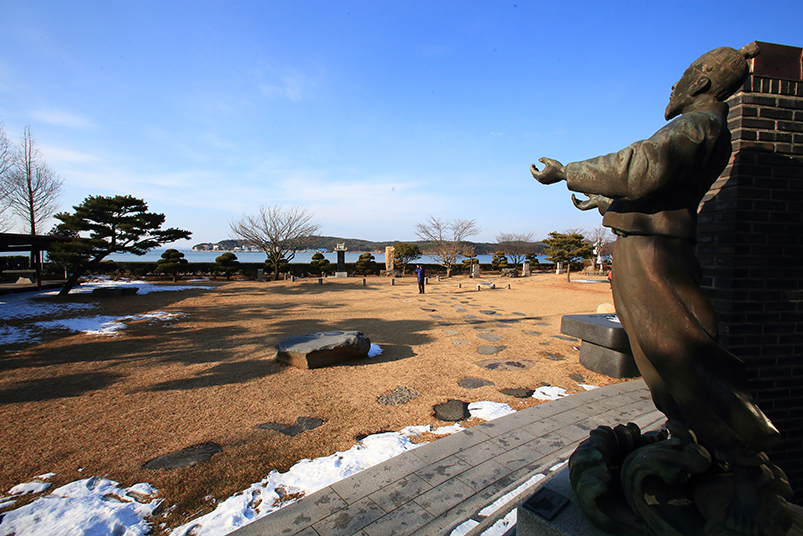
{"left": 0, "top": 272, "right": 619, "bottom": 531}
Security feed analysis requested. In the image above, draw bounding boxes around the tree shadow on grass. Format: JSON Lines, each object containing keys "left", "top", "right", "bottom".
{"left": 144, "top": 358, "right": 283, "bottom": 392}
{"left": 0, "top": 371, "right": 125, "bottom": 404}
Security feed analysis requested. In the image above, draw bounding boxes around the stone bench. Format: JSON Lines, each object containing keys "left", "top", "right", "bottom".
{"left": 91, "top": 286, "right": 139, "bottom": 297}
{"left": 560, "top": 314, "right": 639, "bottom": 379}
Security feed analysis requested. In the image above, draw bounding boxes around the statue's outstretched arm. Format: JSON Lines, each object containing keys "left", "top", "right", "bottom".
{"left": 531, "top": 157, "right": 566, "bottom": 185}
{"left": 572, "top": 193, "right": 613, "bottom": 216}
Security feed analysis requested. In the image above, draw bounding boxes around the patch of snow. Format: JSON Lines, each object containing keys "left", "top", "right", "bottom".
{"left": 579, "top": 384, "right": 599, "bottom": 391}
{"left": 35, "top": 315, "right": 127, "bottom": 336}
{"left": 482, "top": 509, "right": 516, "bottom": 535}
{"left": 0, "top": 293, "right": 95, "bottom": 320}
{"left": 532, "top": 386, "right": 569, "bottom": 401}
{"left": 0, "top": 325, "right": 41, "bottom": 347}
{"left": 7, "top": 482, "right": 50, "bottom": 496}
{"left": 478, "top": 473, "right": 546, "bottom": 517}
{"left": 550, "top": 459, "right": 569, "bottom": 472}
{"left": 450, "top": 519, "right": 479, "bottom": 535}
{"left": 468, "top": 401, "right": 516, "bottom": 421}
{"left": 171, "top": 431, "right": 423, "bottom": 536}
{"left": 0, "top": 477, "right": 161, "bottom": 536}
{"left": 367, "top": 344, "right": 382, "bottom": 357}
{"left": 606, "top": 314, "right": 620, "bottom": 323}
{"left": 0, "top": 499, "right": 16, "bottom": 510}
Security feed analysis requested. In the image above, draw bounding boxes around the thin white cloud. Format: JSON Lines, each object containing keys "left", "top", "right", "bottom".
{"left": 259, "top": 70, "right": 317, "bottom": 102}
{"left": 41, "top": 145, "right": 98, "bottom": 164}
{"left": 31, "top": 109, "right": 95, "bottom": 129}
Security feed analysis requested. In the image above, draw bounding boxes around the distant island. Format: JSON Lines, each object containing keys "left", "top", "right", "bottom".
{"left": 192, "top": 236, "right": 543, "bottom": 256}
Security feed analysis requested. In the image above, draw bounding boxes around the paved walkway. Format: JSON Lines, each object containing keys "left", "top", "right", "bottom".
{"left": 231, "top": 379, "right": 663, "bottom": 536}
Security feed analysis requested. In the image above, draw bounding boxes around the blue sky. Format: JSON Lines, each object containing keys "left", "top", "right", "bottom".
{"left": 1, "top": 1, "right": 800, "bottom": 246}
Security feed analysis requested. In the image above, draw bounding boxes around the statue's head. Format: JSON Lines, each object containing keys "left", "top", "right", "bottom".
{"left": 665, "top": 42, "right": 760, "bottom": 120}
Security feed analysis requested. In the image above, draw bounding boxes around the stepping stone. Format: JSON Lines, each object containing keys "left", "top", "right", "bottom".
{"left": 451, "top": 339, "right": 470, "bottom": 346}
{"left": 477, "top": 359, "right": 535, "bottom": 371}
{"left": 458, "top": 377, "right": 495, "bottom": 389}
{"left": 522, "top": 330, "right": 542, "bottom": 336}
{"left": 477, "top": 332, "right": 503, "bottom": 342}
{"left": 500, "top": 388, "right": 534, "bottom": 398}
{"left": 478, "top": 345, "right": 506, "bottom": 355}
{"left": 512, "top": 312, "right": 526, "bottom": 316}
{"left": 496, "top": 324, "right": 514, "bottom": 329}
{"left": 274, "top": 331, "right": 371, "bottom": 369}
{"left": 533, "top": 322, "right": 549, "bottom": 326}
{"left": 438, "top": 322, "right": 453, "bottom": 326}
{"left": 455, "top": 309, "right": 468, "bottom": 313}
{"left": 433, "top": 400, "right": 470, "bottom": 421}
{"left": 464, "top": 314, "right": 477, "bottom": 319}
{"left": 553, "top": 335, "right": 579, "bottom": 342}
{"left": 143, "top": 443, "right": 222, "bottom": 470}
{"left": 377, "top": 386, "right": 418, "bottom": 406}
{"left": 569, "top": 373, "right": 585, "bottom": 383}
{"left": 480, "top": 310, "right": 497, "bottom": 315}
{"left": 421, "top": 308, "right": 437, "bottom": 312}
{"left": 498, "top": 318, "right": 520, "bottom": 323}
{"left": 255, "top": 417, "right": 325, "bottom": 436}
{"left": 430, "top": 314, "right": 443, "bottom": 319}
{"left": 546, "top": 353, "right": 565, "bottom": 361}
{"left": 443, "top": 330, "right": 460, "bottom": 335}
{"left": 539, "top": 342, "right": 551, "bottom": 346}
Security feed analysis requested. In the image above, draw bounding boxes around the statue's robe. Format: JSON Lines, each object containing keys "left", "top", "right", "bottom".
{"left": 565, "top": 102, "right": 780, "bottom": 461}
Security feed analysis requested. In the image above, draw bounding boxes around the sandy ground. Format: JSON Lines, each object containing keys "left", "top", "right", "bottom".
{"left": 0, "top": 272, "right": 619, "bottom": 531}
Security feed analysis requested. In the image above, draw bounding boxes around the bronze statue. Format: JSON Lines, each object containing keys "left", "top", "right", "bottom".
{"left": 532, "top": 43, "right": 794, "bottom": 536}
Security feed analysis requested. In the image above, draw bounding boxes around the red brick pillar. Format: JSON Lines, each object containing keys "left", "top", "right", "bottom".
{"left": 697, "top": 41, "right": 803, "bottom": 502}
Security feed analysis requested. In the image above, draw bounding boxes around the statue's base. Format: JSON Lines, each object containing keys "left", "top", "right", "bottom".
{"left": 334, "top": 272, "right": 348, "bottom": 278}
{"left": 517, "top": 468, "right": 803, "bottom": 536}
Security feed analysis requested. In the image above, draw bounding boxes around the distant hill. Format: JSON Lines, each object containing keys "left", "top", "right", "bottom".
{"left": 193, "top": 236, "right": 544, "bottom": 255}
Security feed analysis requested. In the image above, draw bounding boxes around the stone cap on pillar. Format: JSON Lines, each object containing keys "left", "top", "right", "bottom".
{"left": 334, "top": 243, "right": 347, "bottom": 251}
{"left": 749, "top": 41, "right": 803, "bottom": 81}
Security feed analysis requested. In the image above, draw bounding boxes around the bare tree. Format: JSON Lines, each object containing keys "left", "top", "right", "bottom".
{"left": 5, "top": 126, "right": 63, "bottom": 235}
{"left": 230, "top": 204, "right": 321, "bottom": 281}
{"left": 0, "top": 125, "right": 13, "bottom": 231}
{"left": 587, "top": 225, "right": 614, "bottom": 270}
{"left": 414, "top": 215, "right": 479, "bottom": 277}
{"left": 495, "top": 231, "right": 537, "bottom": 265}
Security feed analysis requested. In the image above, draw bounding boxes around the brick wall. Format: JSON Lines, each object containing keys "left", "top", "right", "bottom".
{"left": 697, "top": 41, "right": 803, "bottom": 503}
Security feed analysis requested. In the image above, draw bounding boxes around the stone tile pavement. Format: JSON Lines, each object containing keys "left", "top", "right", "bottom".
{"left": 230, "top": 379, "right": 663, "bottom": 536}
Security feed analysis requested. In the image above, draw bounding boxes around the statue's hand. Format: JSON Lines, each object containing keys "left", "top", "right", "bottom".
{"left": 531, "top": 157, "right": 566, "bottom": 185}
{"left": 572, "top": 193, "right": 613, "bottom": 216}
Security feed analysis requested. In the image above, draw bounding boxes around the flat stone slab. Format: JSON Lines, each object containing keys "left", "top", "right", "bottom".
{"left": 523, "top": 330, "right": 542, "bottom": 336}
{"left": 143, "top": 442, "right": 222, "bottom": 470}
{"left": 91, "top": 286, "right": 139, "bottom": 297}
{"left": 451, "top": 339, "right": 470, "bottom": 346}
{"left": 433, "top": 400, "right": 470, "bottom": 421}
{"left": 477, "top": 359, "right": 535, "bottom": 371}
{"left": 274, "top": 331, "right": 371, "bottom": 369}
{"left": 377, "top": 386, "right": 418, "bottom": 406}
{"left": 458, "top": 377, "right": 495, "bottom": 389}
{"left": 560, "top": 314, "right": 630, "bottom": 349}
{"left": 477, "top": 332, "right": 503, "bottom": 342}
{"left": 256, "top": 417, "right": 324, "bottom": 436}
{"left": 477, "top": 345, "right": 506, "bottom": 355}
{"left": 580, "top": 341, "right": 640, "bottom": 379}
{"left": 479, "top": 310, "right": 497, "bottom": 315}
{"left": 442, "top": 330, "right": 460, "bottom": 335}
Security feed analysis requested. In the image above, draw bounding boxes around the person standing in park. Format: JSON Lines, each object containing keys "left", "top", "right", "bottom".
{"left": 414, "top": 264, "right": 426, "bottom": 294}
{"left": 532, "top": 43, "right": 791, "bottom": 535}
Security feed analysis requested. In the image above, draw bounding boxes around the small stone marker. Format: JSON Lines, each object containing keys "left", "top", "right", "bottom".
{"left": 377, "top": 386, "right": 418, "bottom": 406}
{"left": 433, "top": 399, "right": 470, "bottom": 421}
{"left": 362, "top": 278, "right": 366, "bottom": 286}
{"left": 318, "top": 278, "right": 323, "bottom": 285}
{"left": 256, "top": 417, "right": 324, "bottom": 436}
{"left": 390, "top": 278, "right": 395, "bottom": 286}
{"left": 477, "top": 345, "right": 506, "bottom": 355}
{"left": 143, "top": 442, "right": 222, "bottom": 470}
{"left": 458, "top": 377, "right": 495, "bottom": 389}
{"left": 257, "top": 268, "right": 264, "bottom": 282}
{"left": 274, "top": 331, "right": 371, "bottom": 369}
